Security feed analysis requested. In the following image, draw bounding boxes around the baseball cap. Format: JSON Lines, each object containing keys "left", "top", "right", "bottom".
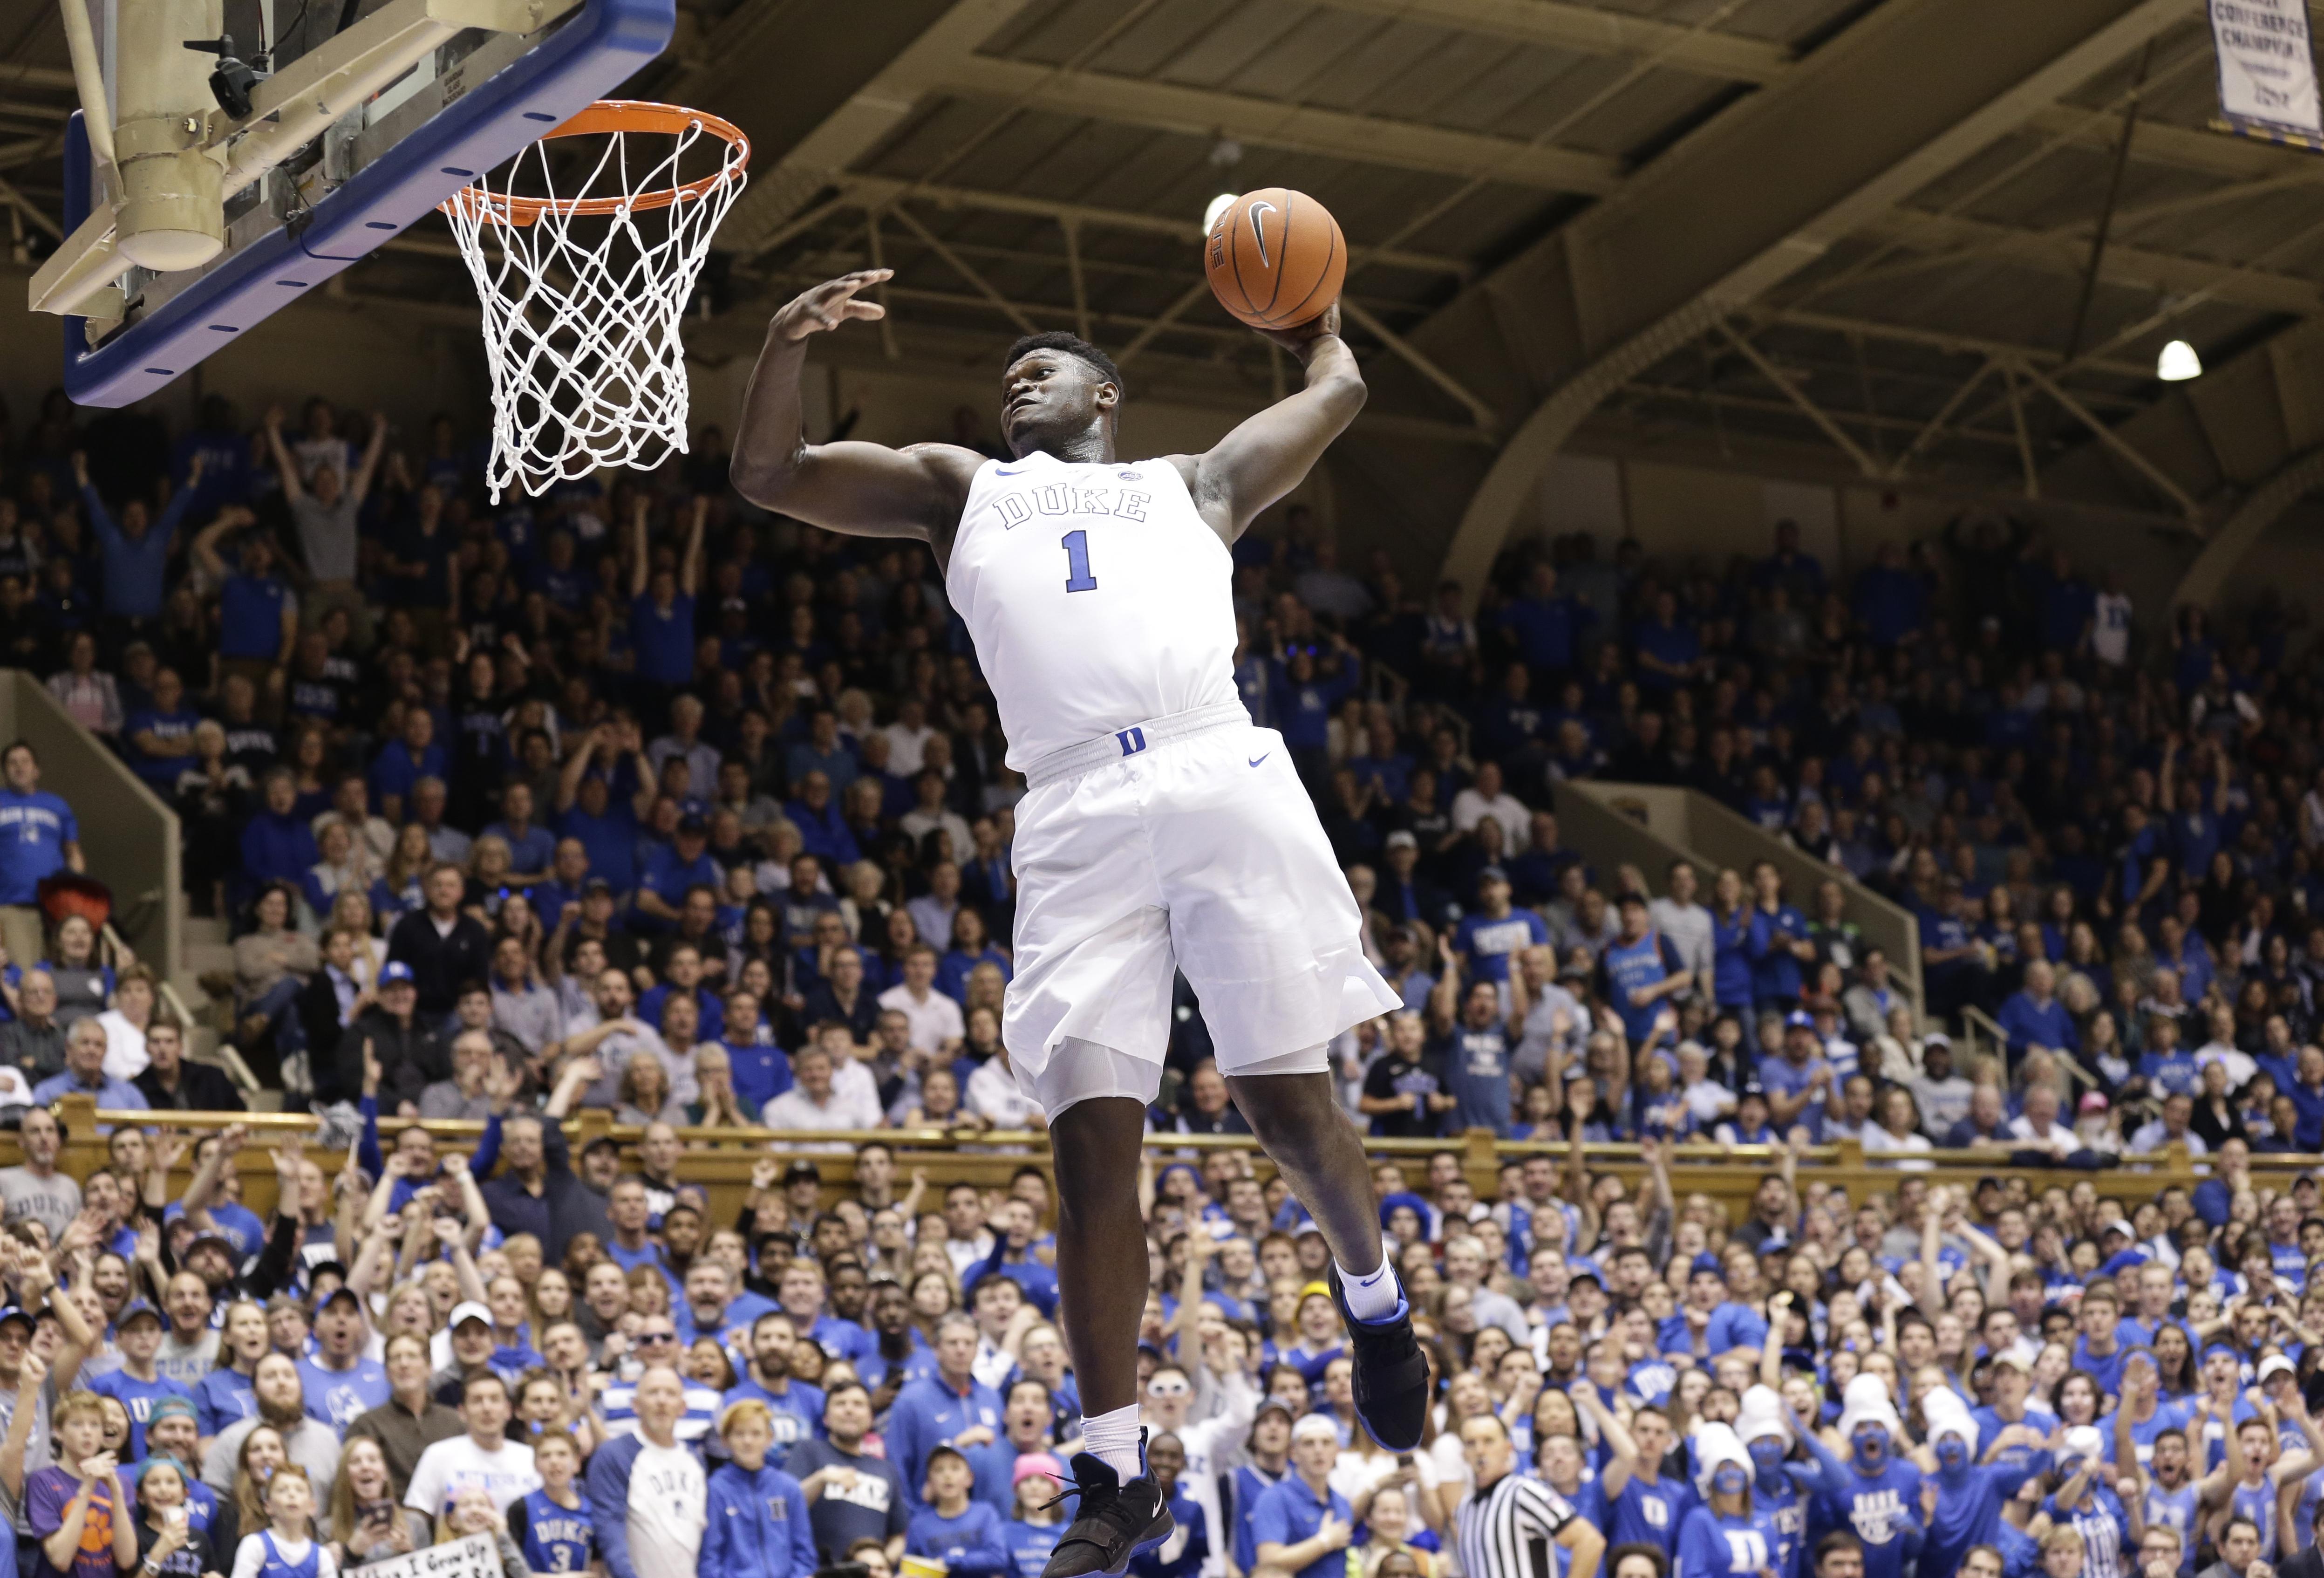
{"left": 115, "top": 1299, "right": 163, "bottom": 1329}
{"left": 1253, "top": 1398, "right": 1295, "bottom": 1426}
{"left": 1689, "top": 1251, "right": 1724, "bottom": 1279}
{"left": 1617, "top": 891, "right": 1647, "bottom": 909}
{"left": 1384, "top": 831, "right": 1417, "bottom": 851}
{"left": 1986, "top": 1348, "right": 2031, "bottom": 1373}
{"left": 0, "top": 1307, "right": 34, "bottom": 1335}
{"left": 677, "top": 814, "right": 708, "bottom": 837}
{"left": 2079, "top": 1093, "right": 2110, "bottom": 1114}
{"left": 2261, "top": 1354, "right": 2297, "bottom": 1382}
{"left": 317, "top": 1284, "right": 364, "bottom": 1312}
{"left": 1477, "top": 865, "right": 1510, "bottom": 885}
{"left": 379, "top": 962, "right": 416, "bottom": 987}
{"left": 449, "top": 1300, "right": 493, "bottom": 1331}
{"left": 583, "top": 877, "right": 614, "bottom": 895}
{"left": 1012, "top": 1453, "right": 1064, "bottom": 1488}
{"left": 148, "top": 1396, "right": 197, "bottom": 1428}
{"left": 782, "top": 1159, "right": 822, "bottom": 1184}
{"left": 1290, "top": 1413, "right": 1341, "bottom": 1444}
{"left": 1298, "top": 1280, "right": 1335, "bottom": 1308}
{"left": 1784, "top": 1010, "right": 1815, "bottom": 1030}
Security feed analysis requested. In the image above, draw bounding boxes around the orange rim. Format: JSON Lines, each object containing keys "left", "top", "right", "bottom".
{"left": 439, "top": 100, "right": 750, "bottom": 226}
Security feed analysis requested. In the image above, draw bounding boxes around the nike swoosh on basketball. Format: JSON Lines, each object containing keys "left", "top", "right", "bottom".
{"left": 1248, "top": 753, "right": 1269, "bottom": 767}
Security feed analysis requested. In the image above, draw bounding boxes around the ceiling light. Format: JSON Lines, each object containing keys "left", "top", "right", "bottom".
{"left": 2157, "top": 339, "right": 2202, "bottom": 381}
{"left": 1204, "top": 192, "right": 1238, "bottom": 231}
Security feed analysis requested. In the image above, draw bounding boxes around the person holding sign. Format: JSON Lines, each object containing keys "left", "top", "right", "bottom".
{"left": 434, "top": 1487, "right": 530, "bottom": 1578}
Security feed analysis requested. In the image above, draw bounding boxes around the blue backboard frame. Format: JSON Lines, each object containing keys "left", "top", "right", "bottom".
{"left": 62, "top": 0, "right": 675, "bottom": 409}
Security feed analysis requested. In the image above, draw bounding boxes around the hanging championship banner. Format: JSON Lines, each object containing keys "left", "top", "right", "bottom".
{"left": 2209, "top": 0, "right": 2324, "bottom": 145}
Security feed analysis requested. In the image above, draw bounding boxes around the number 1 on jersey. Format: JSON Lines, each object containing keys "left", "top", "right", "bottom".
{"left": 1061, "top": 529, "right": 1097, "bottom": 593}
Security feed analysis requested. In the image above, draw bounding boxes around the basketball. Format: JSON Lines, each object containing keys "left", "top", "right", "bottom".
{"left": 1204, "top": 188, "right": 1345, "bottom": 331}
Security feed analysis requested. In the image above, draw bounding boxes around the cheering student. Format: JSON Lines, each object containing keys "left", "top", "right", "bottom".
{"left": 228, "top": 1465, "right": 333, "bottom": 1578}
{"left": 699, "top": 1400, "right": 815, "bottom": 1578}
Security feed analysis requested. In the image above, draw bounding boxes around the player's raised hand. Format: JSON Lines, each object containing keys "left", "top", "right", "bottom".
{"left": 1251, "top": 298, "right": 1340, "bottom": 355}
{"left": 773, "top": 271, "right": 892, "bottom": 343}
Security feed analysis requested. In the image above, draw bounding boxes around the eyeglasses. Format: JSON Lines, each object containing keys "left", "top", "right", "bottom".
{"left": 638, "top": 1330, "right": 678, "bottom": 1345}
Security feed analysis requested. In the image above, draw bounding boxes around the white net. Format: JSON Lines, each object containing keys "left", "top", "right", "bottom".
{"left": 441, "top": 103, "right": 749, "bottom": 503}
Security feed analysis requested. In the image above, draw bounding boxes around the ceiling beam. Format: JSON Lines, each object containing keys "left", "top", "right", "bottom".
{"left": 1750, "top": 306, "right": 2154, "bottom": 381}
{"left": 2023, "top": 103, "right": 2316, "bottom": 180}
{"left": 715, "top": 0, "right": 1040, "bottom": 260}
{"left": 1406, "top": 0, "right": 2205, "bottom": 607}
{"left": 836, "top": 174, "right": 1472, "bottom": 279}
{"left": 930, "top": 54, "right": 1624, "bottom": 193}
{"left": 1857, "top": 206, "right": 2323, "bottom": 318}
{"left": 1302, "top": 0, "right": 1792, "bottom": 83}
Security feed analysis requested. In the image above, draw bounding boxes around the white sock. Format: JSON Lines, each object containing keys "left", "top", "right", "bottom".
{"left": 1338, "top": 1258, "right": 1399, "bottom": 1322}
{"left": 1083, "top": 1403, "right": 1143, "bottom": 1482}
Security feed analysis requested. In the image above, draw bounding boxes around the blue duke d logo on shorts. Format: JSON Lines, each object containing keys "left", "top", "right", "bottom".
{"left": 1117, "top": 727, "right": 1147, "bottom": 756}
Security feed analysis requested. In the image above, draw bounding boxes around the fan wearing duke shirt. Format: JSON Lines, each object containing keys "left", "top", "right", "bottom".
{"left": 0, "top": 742, "right": 81, "bottom": 978}
{"left": 734, "top": 271, "right": 1424, "bottom": 1578}
{"left": 1803, "top": 1375, "right": 1923, "bottom": 1578}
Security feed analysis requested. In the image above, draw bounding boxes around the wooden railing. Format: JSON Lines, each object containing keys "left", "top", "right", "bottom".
{"left": 25, "top": 1094, "right": 2232, "bottom": 1235}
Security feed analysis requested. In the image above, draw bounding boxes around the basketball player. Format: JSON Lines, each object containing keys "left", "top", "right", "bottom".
{"left": 730, "top": 269, "right": 1424, "bottom": 1576}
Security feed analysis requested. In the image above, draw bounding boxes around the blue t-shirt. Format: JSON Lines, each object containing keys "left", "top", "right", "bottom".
{"left": 193, "top": 1367, "right": 255, "bottom": 1437}
{"left": 1003, "top": 1520, "right": 1061, "bottom": 1578}
{"left": 1811, "top": 1460, "right": 1922, "bottom": 1578}
{"left": 514, "top": 1487, "right": 596, "bottom": 1574}
{"left": 219, "top": 573, "right": 293, "bottom": 659}
{"left": 1437, "top": 1027, "right": 1513, "bottom": 1136}
{"left": 84, "top": 1368, "right": 192, "bottom": 1461}
{"left": 298, "top": 1355, "right": 390, "bottom": 1434}
{"left": 1452, "top": 910, "right": 1549, "bottom": 984}
{"left": 720, "top": 1377, "right": 825, "bottom": 1471}
{"left": 0, "top": 791, "right": 77, "bottom": 907}
{"left": 1249, "top": 1476, "right": 1351, "bottom": 1578}
{"left": 633, "top": 592, "right": 698, "bottom": 686}
{"left": 1677, "top": 1504, "right": 1783, "bottom": 1578}
{"left": 1608, "top": 1473, "right": 1692, "bottom": 1553}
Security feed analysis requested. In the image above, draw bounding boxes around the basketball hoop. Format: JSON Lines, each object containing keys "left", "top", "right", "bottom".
{"left": 440, "top": 101, "right": 750, "bottom": 502}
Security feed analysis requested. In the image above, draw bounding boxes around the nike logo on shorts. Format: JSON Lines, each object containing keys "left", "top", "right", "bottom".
{"left": 1248, "top": 754, "right": 1269, "bottom": 767}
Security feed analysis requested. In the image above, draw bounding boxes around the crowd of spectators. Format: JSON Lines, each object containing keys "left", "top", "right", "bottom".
{"left": 0, "top": 377, "right": 2316, "bottom": 1578}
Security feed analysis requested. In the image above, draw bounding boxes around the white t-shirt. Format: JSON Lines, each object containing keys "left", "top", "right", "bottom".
{"left": 627, "top": 1440, "right": 708, "bottom": 1578}
{"left": 878, "top": 984, "right": 966, "bottom": 1054}
{"left": 402, "top": 1434, "right": 542, "bottom": 1517}
{"left": 2092, "top": 592, "right": 2133, "bottom": 665}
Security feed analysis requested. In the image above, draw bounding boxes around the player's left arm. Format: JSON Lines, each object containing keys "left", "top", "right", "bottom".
{"left": 1177, "top": 305, "right": 1363, "bottom": 545}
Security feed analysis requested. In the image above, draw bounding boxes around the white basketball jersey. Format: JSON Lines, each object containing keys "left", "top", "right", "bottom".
{"left": 945, "top": 451, "right": 1241, "bottom": 770}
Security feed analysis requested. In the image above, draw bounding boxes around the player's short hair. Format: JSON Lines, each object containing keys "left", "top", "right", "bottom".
{"left": 1003, "top": 331, "right": 1125, "bottom": 399}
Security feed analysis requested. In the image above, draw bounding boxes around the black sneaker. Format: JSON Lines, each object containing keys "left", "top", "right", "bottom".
{"left": 1329, "top": 1263, "right": 1429, "bottom": 1450}
{"left": 1040, "top": 1438, "right": 1174, "bottom": 1578}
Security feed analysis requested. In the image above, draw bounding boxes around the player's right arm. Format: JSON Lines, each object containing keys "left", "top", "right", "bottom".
{"left": 730, "top": 271, "right": 982, "bottom": 543}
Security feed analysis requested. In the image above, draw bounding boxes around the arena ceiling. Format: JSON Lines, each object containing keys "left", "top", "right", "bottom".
{"left": 7, "top": 0, "right": 2324, "bottom": 572}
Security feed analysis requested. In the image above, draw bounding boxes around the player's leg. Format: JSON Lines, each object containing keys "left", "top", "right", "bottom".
{"left": 1147, "top": 728, "right": 1423, "bottom": 1447}
{"left": 1030, "top": 1046, "right": 1175, "bottom": 1578}
{"left": 1227, "top": 1059, "right": 1430, "bottom": 1450}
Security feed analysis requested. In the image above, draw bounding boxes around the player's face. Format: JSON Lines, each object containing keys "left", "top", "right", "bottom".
{"left": 999, "top": 350, "right": 1114, "bottom": 455}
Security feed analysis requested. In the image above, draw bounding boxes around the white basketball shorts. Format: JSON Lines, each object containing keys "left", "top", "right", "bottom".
{"left": 1002, "top": 702, "right": 1400, "bottom": 1111}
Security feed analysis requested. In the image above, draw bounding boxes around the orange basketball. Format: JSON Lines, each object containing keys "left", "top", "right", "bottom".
{"left": 1204, "top": 188, "right": 1345, "bottom": 331}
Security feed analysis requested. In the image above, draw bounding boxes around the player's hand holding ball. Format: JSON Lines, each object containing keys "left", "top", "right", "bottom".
{"left": 774, "top": 270, "right": 892, "bottom": 342}
{"left": 1205, "top": 187, "right": 1345, "bottom": 350}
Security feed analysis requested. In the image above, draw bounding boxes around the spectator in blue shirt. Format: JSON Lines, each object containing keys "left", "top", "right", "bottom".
{"left": 371, "top": 709, "right": 448, "bottom": 826}
{"left": 1251, "top": 1415, "right": 1354, "bottom": 1578}
{"left": 123, "top": 667, "right": 203, "bottom": 793}
{"left": 887, "top": 1317, "right": 1005, "bottom": 1514}
{"left": 0, "top": 741, "right": 82, "bottom": 977}
{"left": 1497, "top": 562, "right": 1592, "bottom": 677}
{"left": 239, "top": 770, "right": 320, "bottom": 893}
{"left": 75, "top": 449, "right": 196, "bottom": 632}
{"left": 193, "top": 511, "right": 299, "bottom": 685}
{"left": 33, "top": 1018, "right": 150, "bottom": 1113}
{"left": 481, "top": 781, "right": 558, "bottom": 881}
{"left": 631, "top": 495, "right": 706, "bottom": 696}
{"left": 1997, "top": 961, "right": 2078, "bottom": 1066}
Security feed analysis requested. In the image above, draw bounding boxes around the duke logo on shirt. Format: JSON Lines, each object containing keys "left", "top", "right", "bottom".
{"left": 1849, "top": 1489, "right": 1905, "bottom": 1542}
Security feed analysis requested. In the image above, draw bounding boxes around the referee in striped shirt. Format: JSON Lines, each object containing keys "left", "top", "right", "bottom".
{"left": 1454, "top": 1414, "right": 1605, "bottom": 1578}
